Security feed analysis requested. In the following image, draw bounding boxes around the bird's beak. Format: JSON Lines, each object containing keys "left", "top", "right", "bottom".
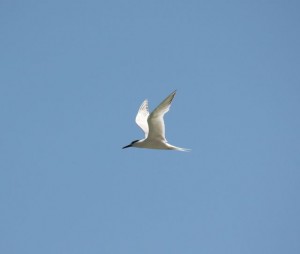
{"left": 122, "top": 144, "right": 131, "bottom": 149}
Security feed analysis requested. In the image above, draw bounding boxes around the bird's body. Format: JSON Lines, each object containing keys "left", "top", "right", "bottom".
{"left": 122, "top": 90, "right": 189, "bottom": 151}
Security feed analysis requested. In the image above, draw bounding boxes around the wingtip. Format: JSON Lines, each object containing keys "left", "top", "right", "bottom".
{"left": 167, "top": 90, "right": 177, "bottom": 102}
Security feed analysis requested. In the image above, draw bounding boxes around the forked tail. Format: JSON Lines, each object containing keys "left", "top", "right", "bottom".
{"left": 167, "top": 144, "right": 191, "bottom": 152}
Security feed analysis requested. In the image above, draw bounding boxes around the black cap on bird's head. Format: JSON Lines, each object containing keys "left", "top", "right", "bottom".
{"left": 122, "top": 140, "right": 140, "bottom": 149}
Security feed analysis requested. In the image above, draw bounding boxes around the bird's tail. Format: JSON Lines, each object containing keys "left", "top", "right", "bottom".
{"left": 167, "top": 144, "right": 191, "bottom": 152}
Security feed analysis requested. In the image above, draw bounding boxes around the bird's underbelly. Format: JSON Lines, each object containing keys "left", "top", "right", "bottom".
{"left": 136, "top": 139, "right": 171, "bottom": 150}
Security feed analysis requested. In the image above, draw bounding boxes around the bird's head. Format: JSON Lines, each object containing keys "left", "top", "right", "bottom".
{"left": 122, "top": 139, "right": 140, "bottom": 149}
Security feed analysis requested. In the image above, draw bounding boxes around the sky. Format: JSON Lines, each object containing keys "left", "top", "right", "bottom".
{"left": 1, "top": 0, "right": 300, "bottom": 253}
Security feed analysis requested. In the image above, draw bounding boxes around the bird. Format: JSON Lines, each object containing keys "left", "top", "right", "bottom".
{"left": 122, "top": 90, "right": 190, "bottom": 151}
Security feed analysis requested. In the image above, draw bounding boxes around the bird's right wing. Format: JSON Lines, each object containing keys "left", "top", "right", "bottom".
{"left": 135, "top": 99, "right": 150, "bottom": 138}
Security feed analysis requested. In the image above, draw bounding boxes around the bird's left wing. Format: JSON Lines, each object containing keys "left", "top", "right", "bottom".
{"left": 147, "top": 90, "right": 176, "bottom": 142}
{"left": 135, "top": 99, "right": 150, "bottom": 138}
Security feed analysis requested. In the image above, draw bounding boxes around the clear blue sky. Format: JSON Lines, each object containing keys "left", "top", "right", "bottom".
{"left": 1, "top": 1, "right": 300, "bottom": 253}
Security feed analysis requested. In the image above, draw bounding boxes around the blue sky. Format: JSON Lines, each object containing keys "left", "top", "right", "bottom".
{"left": 1, "top": 1, "right": 300, "bottom": 253}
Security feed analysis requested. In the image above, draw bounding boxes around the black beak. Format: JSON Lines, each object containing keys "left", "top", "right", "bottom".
{"left": 122, "top": 144, "right": 131, "bottom": 149}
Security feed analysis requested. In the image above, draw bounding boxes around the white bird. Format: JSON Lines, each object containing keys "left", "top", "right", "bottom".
{"left": 122, "top": 90, "right": 190, "bottom": 151}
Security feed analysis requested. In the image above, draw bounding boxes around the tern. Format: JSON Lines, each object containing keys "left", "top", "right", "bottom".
{"left": 122, "top": 90, "right": 190, "bottom": 151}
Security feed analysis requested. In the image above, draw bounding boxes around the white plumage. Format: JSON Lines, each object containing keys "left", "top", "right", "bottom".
{"left": 123, "top": 90, "right": 190, "bottom": 151}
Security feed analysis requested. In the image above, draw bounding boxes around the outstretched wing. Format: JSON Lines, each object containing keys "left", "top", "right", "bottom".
{"left": 147, "top": 90, "right": 176, "bottom": 142}
{"left": 135, "top": 99, "right": 150, "bottom": 138}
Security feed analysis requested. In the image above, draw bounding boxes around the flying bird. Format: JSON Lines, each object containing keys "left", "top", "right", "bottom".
{"left": 122, "top": 90, "right": 190, "bottom": 151}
